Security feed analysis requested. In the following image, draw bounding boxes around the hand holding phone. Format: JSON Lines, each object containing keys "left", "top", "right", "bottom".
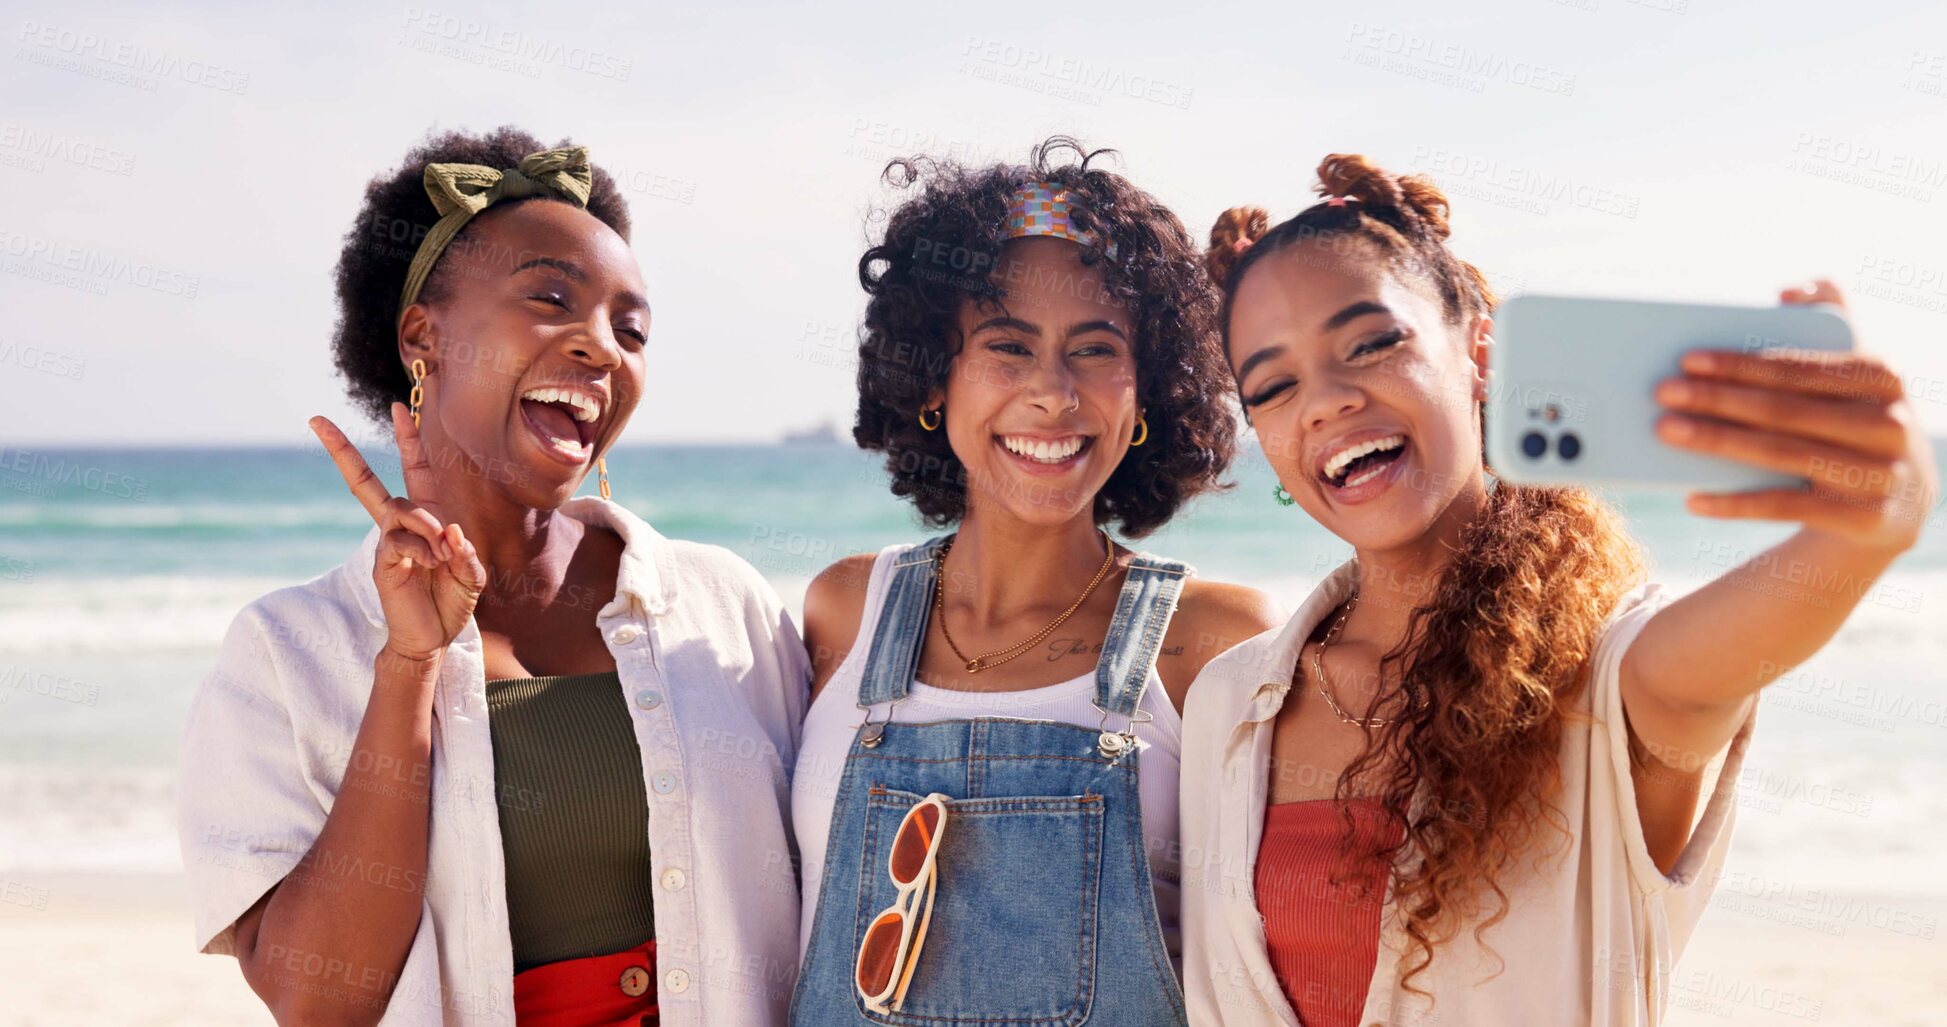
{"left": 1488, "top": 281, "right": 1936, "bottom": 553}
{"left": 1486, "top": 289, "right": 1852, "bottom": 491}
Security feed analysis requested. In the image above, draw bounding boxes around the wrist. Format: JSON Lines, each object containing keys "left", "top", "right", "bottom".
{"left": 1792, "top": 525, "right": 1908, "bottom": 576}
{"left": 377, "top": 641, "right": 444, "bottom": 676}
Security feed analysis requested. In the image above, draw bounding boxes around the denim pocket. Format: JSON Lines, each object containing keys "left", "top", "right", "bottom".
{"left": 854, "top": 785, "right": 1105, "bottom": 1026}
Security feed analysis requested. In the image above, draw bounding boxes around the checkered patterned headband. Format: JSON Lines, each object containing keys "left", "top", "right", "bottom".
{"left": 1003, "top": 181, "right": 1118, "bottom": 260}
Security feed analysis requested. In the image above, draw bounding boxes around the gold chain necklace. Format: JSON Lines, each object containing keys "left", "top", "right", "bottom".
{"left": 933, "top": 529, "right": 1117, "bottom": 674}
{"left": 1310, "top": 591, "right": 1395, "bottom": 728}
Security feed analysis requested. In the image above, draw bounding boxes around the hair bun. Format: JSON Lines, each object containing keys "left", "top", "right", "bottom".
{"left": 1315, "top": 153, "right": 1453, "bottom": 241}
{"left": 1204, "top": 205, "right": 1270, "bottom": 284}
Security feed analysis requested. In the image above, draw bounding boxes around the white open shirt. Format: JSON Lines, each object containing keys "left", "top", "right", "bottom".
{"left": 175, "top": 496, "right": 811, "bottom": 1026}
{"left": 1179, "top": 559, "right": 1755, "bottom": 1026}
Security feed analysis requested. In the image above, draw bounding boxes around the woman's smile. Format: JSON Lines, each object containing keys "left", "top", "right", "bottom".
{"left": 516, "top": 382, "right": 606, "bottom": 466}
{"left": 994, "top": 432, "right": 1096, "bottom": 476}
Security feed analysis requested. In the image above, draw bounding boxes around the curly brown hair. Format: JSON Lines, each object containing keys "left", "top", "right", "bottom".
{"left": 330, "top": 125, "right": 631, "bottom": 426}
{"left": 854, "top": 136, "right": 1235, "bottom": 538}
{"left": 1208, "top": 154, "right": 1647, "bottom": 993}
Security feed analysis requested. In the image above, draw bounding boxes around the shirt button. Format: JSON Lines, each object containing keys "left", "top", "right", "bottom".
{"left": 610, "top": 624, "right": 641, "bottom": 645}
{"left": 661, "top": 867, "right": 686, "bottom": 891}
{"left": 634, "top": 689, "right": 662, "bottom": 711}
{"left": 665, "top": 968, "right": 690, "bottom": 994}
{"left": 618, "top": 965, "right": 650, "bottom": 997}
{"left": 652, "top": 771, "right": 678, "bottom": 795}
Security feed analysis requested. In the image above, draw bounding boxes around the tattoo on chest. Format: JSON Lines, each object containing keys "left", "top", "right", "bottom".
{"left": 1046, "top": 639, "right": 1187, "bottom": 661}
{"left": 1048, "top": 638, "right": 1104, "bottom": 661}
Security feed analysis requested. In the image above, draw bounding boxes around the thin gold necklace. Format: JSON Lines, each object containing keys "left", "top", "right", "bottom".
{"left": 1310, "top": 591, "right": 1394, "bottom": 727}
{"left": 933, "top": 528, "right": 1117, "bottom": 674}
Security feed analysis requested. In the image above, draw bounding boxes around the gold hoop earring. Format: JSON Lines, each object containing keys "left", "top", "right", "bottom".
{"left": 1130, "top": 416, "right": 1148, "bottom": 447}
{"left": 408, "top": 358, "right": 428, "bottom": 428}
{"left": 597, "top": 456, "right": 611, "bottom": 500}
{"left": 918, "top": 407, "right": 942, "bottom": 431}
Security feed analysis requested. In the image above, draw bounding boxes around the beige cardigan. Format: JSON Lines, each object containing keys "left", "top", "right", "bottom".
{"left": 1178, "top": 559, "right": 1754, "bottom": 1026}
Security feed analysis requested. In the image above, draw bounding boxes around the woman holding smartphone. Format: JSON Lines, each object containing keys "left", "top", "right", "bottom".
{"left": 176, "top": 128, "right": 810, "bottom": 1026}
{"left": 1179, "top": 154, "right": 1937, "bottom": 1025}
{"left": 788, "top": 138, "right": 1280, "bottom": 1026}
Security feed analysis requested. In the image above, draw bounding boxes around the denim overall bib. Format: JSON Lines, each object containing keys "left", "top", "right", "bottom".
{"left": 790, "top": 535, "right": 1191, "bottom": 1027}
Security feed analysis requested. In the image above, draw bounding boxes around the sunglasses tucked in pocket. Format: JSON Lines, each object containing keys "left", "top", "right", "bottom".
{"left": 854, "top": 787, "right": 1106, "bottom": 1027}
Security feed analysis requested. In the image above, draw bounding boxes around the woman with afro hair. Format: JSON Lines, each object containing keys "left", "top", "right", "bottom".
{"left": 176, "top": 127, "right": 811, "bottom": 1026}
{"left": 788, "top": 138, "right": 1280, "bottom": 1026}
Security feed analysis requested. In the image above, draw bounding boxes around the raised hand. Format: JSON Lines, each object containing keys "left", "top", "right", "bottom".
{"left": 309, "top": 402, "right": 487, "bottom": 661}
{"left": 1654, "top": 279, "right": 1940, "bottom": 556}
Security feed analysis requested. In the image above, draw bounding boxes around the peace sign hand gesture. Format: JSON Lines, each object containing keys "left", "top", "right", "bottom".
{"left": 309, "top": 401, "right": 487, "bottom": 662}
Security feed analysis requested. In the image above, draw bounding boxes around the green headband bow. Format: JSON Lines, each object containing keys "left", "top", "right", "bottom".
{"left": 397, "top": 145, "right": 595, "bottom": 315}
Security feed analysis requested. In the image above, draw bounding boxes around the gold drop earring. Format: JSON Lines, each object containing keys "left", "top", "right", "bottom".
{"left": 597, "top": 456, "right": 611, "bottom": 500}
{"left": 408, "top": 358, "right": 428, "bottom": 428}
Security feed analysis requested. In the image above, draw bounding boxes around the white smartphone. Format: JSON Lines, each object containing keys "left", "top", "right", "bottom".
{"left": 1485, "top": 294, "right": 1854, "bottom": 492}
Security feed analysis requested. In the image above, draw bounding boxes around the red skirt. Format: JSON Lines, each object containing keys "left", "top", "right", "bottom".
{"left": 512, "top": 940, "right": 660, "bottom": 1027}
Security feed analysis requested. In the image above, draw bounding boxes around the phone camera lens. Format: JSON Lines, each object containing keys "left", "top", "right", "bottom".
{"left": 1521, "top": 431, "right": 1548, "bottom": 459}
{"left": 1558, "top": 432, "right": 1582, "bottom": 461}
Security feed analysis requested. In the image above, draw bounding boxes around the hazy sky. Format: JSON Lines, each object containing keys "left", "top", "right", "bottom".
{"left": 4, "top": 0, "right": 1945, "bottom": 445}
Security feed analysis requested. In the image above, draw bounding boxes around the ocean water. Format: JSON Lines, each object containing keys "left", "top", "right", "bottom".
{"left": 2, "top": 443, "right": 1944, "bottom": 895}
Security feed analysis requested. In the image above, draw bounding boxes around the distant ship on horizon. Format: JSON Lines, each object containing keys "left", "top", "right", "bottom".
{"left": 780, "top": 420, "right": 845, "bottom": 445}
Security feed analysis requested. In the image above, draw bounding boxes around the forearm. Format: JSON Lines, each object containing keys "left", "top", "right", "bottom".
{"left": 242, "top": 647, "right": 441, "bottom": 1025}
{"left": 1616, "top": 529, "right": 1900, "bottom": 854}
{"left": 1633, "top": 528, "right": 1904, "bottom": 712}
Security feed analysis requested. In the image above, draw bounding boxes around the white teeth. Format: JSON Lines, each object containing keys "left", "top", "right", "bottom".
{"left": 1322, "top": 434, "right": 1405, "bottom": 483}
{"left": 520, "top": 386, "right": 603, "bottom": 424}
{"left": 540, "top": 434, "right": 586, "bottom": 456}
{"left": 1344, "top": 462, "right": 1389, "bottom": 488}
{"left": 1000, "top": 435, "right": 1086, "bottom": 464}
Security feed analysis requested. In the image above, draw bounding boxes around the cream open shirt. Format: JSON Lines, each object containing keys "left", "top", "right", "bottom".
{"left": 175, "top": 497, "right": 811, "bottom": 1026}
{"left": 1180, "top": 559, "right": 1755, "bottom": 1026}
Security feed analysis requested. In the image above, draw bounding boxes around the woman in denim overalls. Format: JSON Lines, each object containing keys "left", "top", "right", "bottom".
{"left": 790, "top": 138, "right": 1280, "bottom": 1027}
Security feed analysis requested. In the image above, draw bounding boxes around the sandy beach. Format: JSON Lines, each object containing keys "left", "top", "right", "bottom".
{"left": 1, "top": 869, "right": 1939, "bottom": 1025}
{"left": 0, "top": 872, "right": 268, "bottom": 1027}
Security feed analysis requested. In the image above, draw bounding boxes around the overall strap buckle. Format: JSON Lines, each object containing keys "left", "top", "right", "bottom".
{"left": 1090, "top": 552, "right": 1190, "bottom": 762}
{"left": 855, "top": 697, "right": 908, "bottom": 749}
{"left": 1091, "top": 699, "right": 1155, "bottom": 763}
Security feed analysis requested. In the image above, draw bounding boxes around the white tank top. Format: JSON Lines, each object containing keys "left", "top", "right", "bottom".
{"left": 791, "top": 542, "right": 1186, "bottom": 963}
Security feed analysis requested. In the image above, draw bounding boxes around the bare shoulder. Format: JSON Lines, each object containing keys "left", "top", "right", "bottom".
{"left": 1156, "top": 578, "right": 1284, "bottom": 713}
{"left": 804, "top": 553, "right": 878, "bottom": 699}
